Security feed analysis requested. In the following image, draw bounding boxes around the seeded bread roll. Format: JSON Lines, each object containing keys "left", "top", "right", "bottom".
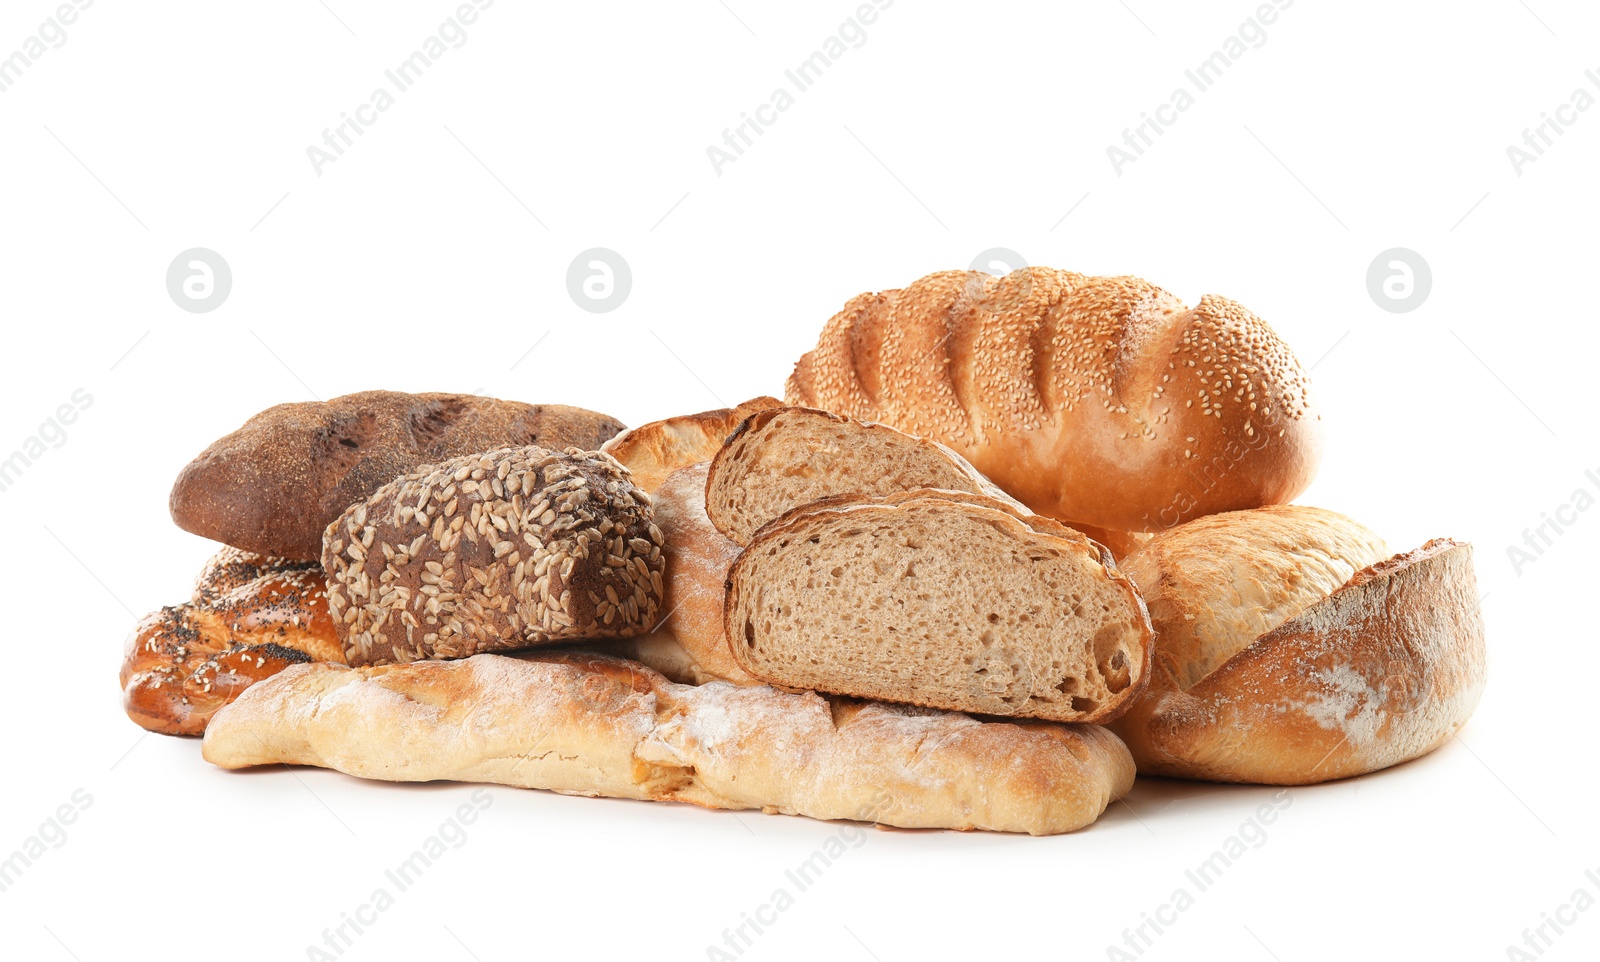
{"left": 726, "top": 491, "right": 1154, "bottom": 723}
{"left": 786, "top": 268, "right": 1322, "bottom": 534}
{"left": 600, "top": 397, "right": 782, "bottom": 494}
{"left": 172, "top": 391, "right": 626, "bottom": 560}
{"left": 203, "top": 651, "right": 1137, "bottom": 835}
{"left": 323, "top": 447, "right": 666, "bottom": 666}
{"left": 122, "top": 547, "right": 345, "bottom": 736}
{"left": 1107, "top": 506, "right": 1488, "bottom": 784}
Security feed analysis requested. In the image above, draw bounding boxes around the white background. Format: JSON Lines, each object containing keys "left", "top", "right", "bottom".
{"left": 0, "top": 1, "right": 1594, "bottom": 959}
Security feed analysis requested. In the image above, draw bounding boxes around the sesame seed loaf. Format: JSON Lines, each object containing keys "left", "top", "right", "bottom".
{"left": 786, "top": 268, "right": 1322, "bottom": 534}
{"left": 323, "top": 446, "right": 666, "bottom": 666}
{"left": 1107, "top": 507, "right": 1488, "bottom": 784}
{"left": 725, "top": 491, "right": 1155, "bottom": 724}
{"left": 599, "top": 397, "right": 781, "bottom": 494}
{"left": 172, "top": 391, "right": 626, "bottom": 560}
{"left": 202, "top": 651, "right": 1137, "bottom": 835}
{"left": 122, "top": 547, "right": 345, "bottom": 736}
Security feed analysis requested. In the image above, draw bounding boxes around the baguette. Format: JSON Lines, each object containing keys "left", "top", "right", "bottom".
{"left": 1107, "top": 506, "right": 1487, "bottom": 783}
{"left": 172, "top": 391, "right": 625, "bottom": 560}
{"left": 201, "top": 651, "right": 1136, "bottom": 835}
{"left": 725, "top": 491, "right": 1153, "bottom": 723}
{"left": 786, "top": 268, "right": 1321, "bottom": 534}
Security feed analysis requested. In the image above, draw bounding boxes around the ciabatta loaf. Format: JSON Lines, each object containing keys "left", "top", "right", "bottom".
{"left": 786, "top": 268, "right": 1321, "bottom": 534}
{"left": 1107, "top": 506, "right": 1487, "bottom": 784}
{"left": 323, "top": 447, "right": 665, "bottom": 666}
{"left": 726, "top": 491, "right": 1153, "bottom": 723}
{"left": 600, "top": 398, "right": 781, "bottom": 494}
{"left": 202, "top": 651, "right": 1136, "bottom": 835}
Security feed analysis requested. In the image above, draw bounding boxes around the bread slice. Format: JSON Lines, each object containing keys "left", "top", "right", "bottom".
{"left": 725, "top": 491, "right": 1153, "bottom": 723}
{"left": 705, "top": 406, "right": 1009, "bottom": 545}
{"left": 1108, "top": 505, "right": 1487, "bottom": 784}
{"left": 601, "top": 397, "right": 780, "bottom": 494}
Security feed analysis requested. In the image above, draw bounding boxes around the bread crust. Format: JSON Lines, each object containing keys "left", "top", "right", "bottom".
{"left": 638, "top": 462, "right": 760, "bottom": 683}
{"left": 172, "top": 391, "right": 626, "bottom": 560}
{"left": 725, "top": 490, "right": 1154, "bottom": 724}
{"left": 201, "top": 651, "right": 1136, "bottom": 835}
{"left": 1108, "top": 508, "right": 1486, "bottom": 784}
{"left": 786, "top": 269, "right": 1321, "bottom": 534}
{"left": 600, "top": 397, "right": 781, "bottom": 494}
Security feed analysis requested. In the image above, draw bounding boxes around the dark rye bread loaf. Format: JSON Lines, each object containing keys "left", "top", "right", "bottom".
{"left": 172, "top": 391, "right": 626, "bottom": 560}
{"left": 323, "top": 446, "right": 666, "bottom": 666}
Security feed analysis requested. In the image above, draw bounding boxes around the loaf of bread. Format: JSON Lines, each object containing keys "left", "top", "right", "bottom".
{"left": 600, "top": 397, "right": 781, "bottom": 494}
{"left": 202, "top": 651, "right": 1136, "bottom": 835}
{"left": 726, "top": 490, "right": 1153, "bottom": 723}
{"left": 1106, "top": 506, "right": 1487, "bottom": 783}
{"left": 172, "top": 391, "right": 626, "bottom": 560}
{"left": 625, "top": 462, "right": 758, "bottom": 684}
{"left": 122, "top": 547, "right": 345, "bottom": 735}
{"left": 323, "top": 447, "right": 665, "bottom": 666}
{"left": 786, "top": 268, "right": 1322, "bottom": 534}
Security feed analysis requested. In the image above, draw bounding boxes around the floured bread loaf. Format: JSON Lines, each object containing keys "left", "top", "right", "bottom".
{"left": 725, "top": 491, "right": 1153, "bottom": 723}
{"left": 1108, "top": 505, "right": 1487, "bottom": 784}
{"left": 323, "top": 447, "right": 665, "bottom": 666}
{"left": 202, "top": 651, "right": 1136, "bottom": 835}
{"left": 632, "top": 462, "right": 757, "bottom": 683}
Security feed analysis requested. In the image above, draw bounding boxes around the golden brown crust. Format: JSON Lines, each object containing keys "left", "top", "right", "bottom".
{"left": 121, "top": 549, "right": 345, "bottom": 736}
{"left": 1108, "top": 508, "right": 1486, "bottom": 784}
{"left": 202, "top": 651, "right": 1136, "bottom": 835}
{"left": 786, "top": 269, "right": 1321, "bottom": 533}
{"left": 600, "top": 398, "right": 781, "bottom": 495}
{"left": 645, "top": 462, "right": 760, "bottom": 683}
{"left": 322, "top": 447, "right": 665, "bottom": 666}
{"left": 172, "top": 391, "right": 626, "bottom": 560}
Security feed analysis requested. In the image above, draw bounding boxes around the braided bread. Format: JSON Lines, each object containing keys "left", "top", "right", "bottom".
{"left": 121, "top": 547, "right": 344, "bottom": 736}
{"left": 786, "top": 268, "right": 1322, "bottom": 533}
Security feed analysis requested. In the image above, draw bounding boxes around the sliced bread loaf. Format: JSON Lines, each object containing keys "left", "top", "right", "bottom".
{"left": 725, "top": 490, "right": 1153, "bottom": 723}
